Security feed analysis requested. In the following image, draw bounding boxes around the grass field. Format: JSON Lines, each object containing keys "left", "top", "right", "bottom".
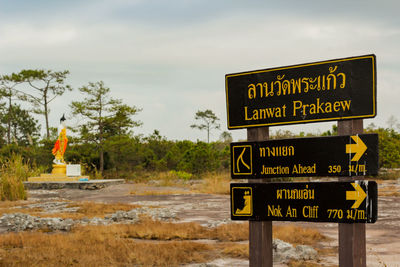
{"left": 0, "top": 200, "right": 330, "bottom": 266}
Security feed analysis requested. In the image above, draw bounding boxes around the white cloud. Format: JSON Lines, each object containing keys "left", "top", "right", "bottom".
{"left": 0, "top": 1, "right": 399, "bottom": 141}
{"left": 0, "top": 23, "right": 77, "bottom": 47}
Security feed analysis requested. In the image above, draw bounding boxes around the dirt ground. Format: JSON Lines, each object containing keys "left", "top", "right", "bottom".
{"left": 27, "top": 179, "right": 400, "bottom": 266}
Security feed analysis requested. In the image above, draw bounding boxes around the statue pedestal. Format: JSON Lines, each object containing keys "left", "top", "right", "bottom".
{"left": 28, "top": 164, "right": 89, "bottom": 182}
{"left": 52, "top": 164, "right": 66, "bottom": 175}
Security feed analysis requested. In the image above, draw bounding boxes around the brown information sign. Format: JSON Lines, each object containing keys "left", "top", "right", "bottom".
{"left": 231, "top": 134, "right": 378, "bottom": 179}
{"left": 231, "top": 181, "right": 377, "bottom": 223}
{"left": 225, "top": 55, "right": 376, "bottom": 129}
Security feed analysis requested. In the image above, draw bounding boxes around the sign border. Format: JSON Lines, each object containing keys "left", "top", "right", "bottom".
{"left": 230, "top": 133, "right": 379, "bottom": 179}
{"left": 231, "top": 186, "right": 253, "bottom": 217}
{"left": 230, "top": 181, "right": 378, "bottom": 223}
{"left": 225, "top": 54, "right": 376, "bottom": 129}
{"left": 232, "top": 144, "right": 253, "bottom": 175}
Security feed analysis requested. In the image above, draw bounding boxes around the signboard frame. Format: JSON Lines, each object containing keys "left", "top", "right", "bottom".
{"left": 225, "top": 54, "right": 377, "bottom": 129}
{"left": 230, "top": 181, "right": 378, "bottom": 223}
{"left": 231, "top": 133, "right": 379, "bottom": 179}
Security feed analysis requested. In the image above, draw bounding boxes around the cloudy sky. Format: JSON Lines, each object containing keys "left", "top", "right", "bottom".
{"left": 0, "top": 0, "right": 399, "bottom": 141}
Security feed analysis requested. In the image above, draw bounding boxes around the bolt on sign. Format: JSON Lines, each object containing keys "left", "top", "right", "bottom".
{"left": 225, "top": 55, "right": 376, "bottom": 129}
{"left": 231, "top": 133, "right": 378, "bottom": 179}
{"left": 231, "top": 181, "right": 377, "bottom": 223}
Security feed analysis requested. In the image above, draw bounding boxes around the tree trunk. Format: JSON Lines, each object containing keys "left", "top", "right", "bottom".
{"left": 99, "top": 95, "right": 104, "bottom": 174}
{"left": 99, "top": 145, "right": 104, "bottom": 174}
{"left": 44, "top": 95, "right": 49, "bottom": 138}
{"left": 7, "top": 94, "right": 11, "bottom": 144}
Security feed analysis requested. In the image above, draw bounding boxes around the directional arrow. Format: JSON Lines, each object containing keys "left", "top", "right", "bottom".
{"left": 346, "top": 183, "right": 367, "bottom": 209}
{"left": 346, "top": 135, "right": 367, "bottom": 162}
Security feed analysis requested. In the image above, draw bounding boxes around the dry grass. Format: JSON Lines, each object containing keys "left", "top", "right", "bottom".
{"left": 287, "top": 261, "right": 331, "bottom": 267}
{"left": 130, "top": 189, "right": 192, "bottom": 196}
{"left": 65, "top": 201, "right": 140, "bottom": 218}
{"left": 94, "top": 220, "right": 323, "bottom": 245}
{"left": 0, "top": 155, "right": 33, "bottom": 201}
{"left": 0, "top": 220, "right": 249, "bottom": 266}
{"left": 83, "top": 219, "right": 248, "bottom": 242}
{"left": 378, "top": 185, "right": 400, "bottom": 197}
{"left": 114, "top": 219, "right": 210, "bottom": 240}
{"left": 193, "top": 173, "right": 231, "bottom": 195}
{"left": 130, "top": 172, "right": 231, "bottom": 195}
{"left": 0, "top": 209, "right": 329, "bottom": 266}
{"left": 0, "top": 200, "right": 41, "bottom": 216}
{"left": 219, "top": 243, "right": 249, "bottom": 259}
{"left": 317, "top": 247, "right": 337, "bottom": 256}
{"left": 0, "top": 200, "right": 34, "bottom": 210}
{"left": 274, "top": 225, "right": 328, "bottom": 246}
{"left": 0, "top": 201, "right": 141, "bottom": 220}
{"left": 140, "top": 171, "right": 193, "bottom": 188}
{"left": 211, "top": 223, "right": 249, "bottom": 241}
{"left": 0, "top": 229, "right": 213, "bottom": 266}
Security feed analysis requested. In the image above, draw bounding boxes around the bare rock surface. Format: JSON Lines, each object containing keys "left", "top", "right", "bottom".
{"left": 273, "top": 239, "right": 317, "bottom": 262}
{"left": 0, "top": 201, "right": 177, "bottom": 232}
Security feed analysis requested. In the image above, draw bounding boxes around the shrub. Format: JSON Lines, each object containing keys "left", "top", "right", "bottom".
{"left": 169, "top": 170, "right": 193, "bottom": 180}
{"left": 0, "top": 154, "right": 40, "bottom": 201}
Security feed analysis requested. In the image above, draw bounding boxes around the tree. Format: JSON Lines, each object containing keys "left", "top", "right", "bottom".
{"left": 190, "top": 109, "right": 220, "bottom": 143}
{"left": 0, "top": 74, "right": 23, "bottom": 144}
{"left": 387, "top": 115, "right": 400, "bottom": 130}
{"left": 103, "top": 104, "right": 142, "bottom": 137}
{"left": 366, "top": 126, "right": 400, "bottom": 168}
{"left": 219, "top": 131, "right": 233, "bottom": 143}
{"left": 12, "top": 69, "right": 71, "bottom": 138}
{"left": 0, "top": 104, "right": 41, "bottom": 145}
{"left": 321, "top": 125, "right": 338, "bottom": 136}
{"left": 70, "top": 81, "right": 141, "bottom": 174}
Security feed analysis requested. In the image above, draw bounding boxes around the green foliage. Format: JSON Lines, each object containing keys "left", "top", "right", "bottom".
{"left": 0, "top": 104, "right": 41, "bottom": 145}
{"left": 366, "top": 127, "right": 400, "bottom": 168}
{"left": 100, "top": 131, "right": 230, "bottom": 177}
{"left": 219, "top": 131, "right": 233, "bottom": 143}
{"left": 0, "top": 154, "right": 41, "bottom": 201}
{"left": 1, "top": 67, "right": 399, "bottom": 180}
{"left": 169, "top": 170, "right": 193, "bottom": 180}
{"left": 270, "top": 129, "right": 296, "bottom": 139}
{"left": 177, "top": 142, "right": 222, "bottom": 174}
{"left": 321, "top": 125, "right": 338, "bottom": 136}
{"left": 7, "top": 69, "right": 72, "bottom": 138}
{"left": 70, "top": 81, "right": 141, "bottom": 173}
{"left": 0, "top": 124, "right": 399, "bottom": 181}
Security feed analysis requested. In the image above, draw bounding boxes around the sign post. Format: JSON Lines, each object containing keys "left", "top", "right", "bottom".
{"left": 231, "top": 134, "right": 378, "bottom": 179}
{"left": 225, "top": 55, "right": 378, "bottom": 267}
{"left": 247, "top": 127, "right": 272, "bottom": 267}
{"left": 226, "top": 55, "right": 376, "bottom": 129}
{"left": 338, "top": 119, "right": 366, "bottom": 267}
{"left": 231, "top": 181, "right": 377, "bottom": 223}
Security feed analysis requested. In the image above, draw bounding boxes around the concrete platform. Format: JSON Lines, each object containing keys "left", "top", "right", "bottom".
{"left": 28, "top": 172, "right": 90, "bottom": 182}
{"left": 23, "top": 179, "right": 125, "bottom": 190}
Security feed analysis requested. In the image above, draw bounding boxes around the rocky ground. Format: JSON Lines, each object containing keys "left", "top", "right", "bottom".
{"left": 1, "top": 179, "right": 399, "bottom": 266}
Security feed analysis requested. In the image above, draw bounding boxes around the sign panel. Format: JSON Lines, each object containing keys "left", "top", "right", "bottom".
{"left": 225, "top": 55, "right": 376, "bottom": 129}
{"left": 231, "top": 134, "right": 378, "bottom": 179}
{"left": 231, "top": 181, "right": 377, "bottom": 223}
